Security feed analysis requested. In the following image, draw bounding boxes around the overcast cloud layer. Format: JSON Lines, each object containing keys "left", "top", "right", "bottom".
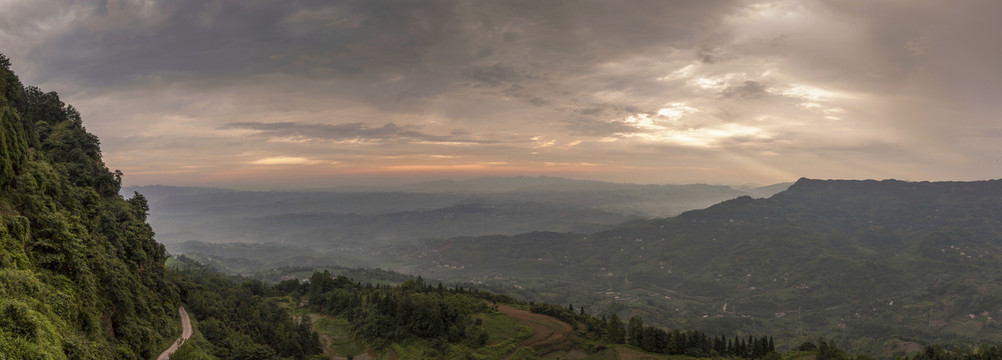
{"left": 2, "top": 0, "right": 1000, "bottom": 187}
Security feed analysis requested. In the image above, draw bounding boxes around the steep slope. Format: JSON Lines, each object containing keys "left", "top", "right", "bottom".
{"left": 408, "top": 178, "right": 1002, "bottom": 353}
{"left": 1, "top": 54, "right": 178, "bottom": 359}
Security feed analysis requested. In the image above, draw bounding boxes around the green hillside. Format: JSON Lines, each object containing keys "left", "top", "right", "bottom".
{"left": 1, "top": 54, "right": 179, "bottom": 359}
{"left": 0, "top": 53, "right": 321, "bottom": 360}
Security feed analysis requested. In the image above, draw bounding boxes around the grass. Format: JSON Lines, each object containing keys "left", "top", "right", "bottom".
{"left": 479, "top": 313, "right": 521, "bottom": 345}
{"left": 314, "top": 316, "right": 367, "bottom": 356}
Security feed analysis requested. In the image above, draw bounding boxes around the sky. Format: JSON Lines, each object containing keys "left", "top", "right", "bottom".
{"left": 1, "top": 0, "right": 1001, "bottom": 188}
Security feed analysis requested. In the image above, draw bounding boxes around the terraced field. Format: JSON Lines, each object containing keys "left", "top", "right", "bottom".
{"left": 496, "top": 305, "right": 574, "bottom": 348}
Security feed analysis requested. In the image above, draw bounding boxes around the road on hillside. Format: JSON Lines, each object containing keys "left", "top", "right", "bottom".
{"left": 157, "top": 306, "right": 192, "bottom": 360}
{"left": 496, "top": 305, "right": 574, "bottom": 348}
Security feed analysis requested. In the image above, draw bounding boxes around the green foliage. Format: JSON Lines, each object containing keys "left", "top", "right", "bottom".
{"left": 0, "top": 105, "right": 29, "bottom": 188}
{"left": 479, "top": 313, "right": 519, "bottom": 345}
{"left": 899, "top": 343, "right": 1002, "bottom": 360}
{"left": 469, "top": 324, "right": 532, "bottom": 359}
{"left": 0, "top": 52, "right": 178, "bottom": 359}
{"left": 314, "top": 317, "right": 366, "bottom": 356}
{"left": 619, "top": 315, "right": 775, "bottom": 358}
{"left": 285, "top": 271, "right": 495, "bottom": 350}
{"left": 606, "top": 314, "right": 625, "bottom": 344}
{"left": 529, "top": 302, "right": 577, "bottom": 325}
{"left": 0, "top": 216, "right": 30, "bottom": 268}
{"left": 0, "top": 298, "right": 62, "bottom": 359}
{"left": 170, "top": 259, "right": 322, "bottom": 359}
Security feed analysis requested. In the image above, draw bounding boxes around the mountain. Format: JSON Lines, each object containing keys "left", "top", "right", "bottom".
{"left": 336, "top": 176, "right": 783, "bottom": 217}
{"left": 740, "top": 182, "right": 795, "bottom": 198}
{"left": 379, "top": 176, "right": 721, "bottom": 193}
{"left": 400, "top": 178, "right": 1002, "bottom": 355}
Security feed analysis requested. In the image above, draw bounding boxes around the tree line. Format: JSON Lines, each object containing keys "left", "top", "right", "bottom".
{"left": 169, "top": 257, "right": 322, "bottom": 359}
{"left": 276, "top": 271, "right": 522, "bottom": 351}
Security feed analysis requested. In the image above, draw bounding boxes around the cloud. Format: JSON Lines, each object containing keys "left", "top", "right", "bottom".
{"left": 696, "top": 47, "right": 729, "bottom": 64}
{"left": 563, "top": 117, "right": 643, "bottom": 137}
{"left": 220, "top": 121, "right": 506, "bottom": 145}
{"left": 720, "top": 81, "right": 769, "bottom": 99}
{"left": 250, "top": 156, "right": 329, "bottom": 165}
{"left": 4, "top": 0, "right": 1002, "bottom": 186}
{"left": 463, "top": 64, "right": 540, "bottom": 88}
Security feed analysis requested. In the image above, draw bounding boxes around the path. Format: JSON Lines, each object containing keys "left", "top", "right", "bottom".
{"left": 495, "top": 305, "right": 574, "bottom": 348}
{"left": 157, "top": 306, "right": 192, "bottom": 360}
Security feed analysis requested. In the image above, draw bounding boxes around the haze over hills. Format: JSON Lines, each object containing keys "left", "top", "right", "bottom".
{"left": 399, "top": 178, "right": 1002, "bottom": 354}
{"left": 133, "top": 176, "right": 1002, "bottom": 356}
{"left": 123, "top": 178, "right": 790, "bottom": 269}
{"left": 124, "top": 174, "right": 1002, "bottom": 356}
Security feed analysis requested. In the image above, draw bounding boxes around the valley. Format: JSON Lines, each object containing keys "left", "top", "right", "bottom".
{"left": 143, "top": 178, "right": 1002, "bottom": 357}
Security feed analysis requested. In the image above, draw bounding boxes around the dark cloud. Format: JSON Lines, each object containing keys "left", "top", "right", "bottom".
{"left": 23, "top": 0, "right": 741, "bottom": 86}
{"left": 563, "top": 117, "right": 641, "bottom": 137}
{"left": 463, "top": 64, "right": 541, "bottom": 88}
{"left": 9, "top": 0, "right": 747, "bottom": 130}
{"left": 220, "top": 121, "right": 504, "bottom": 144}
{"left": 32, "top": 0, "right": 463, "bottom": 83}
{"left": 573, "top": 103, "right": 642, "bottom": 117}
{"left": 462, "top": 63, "right": 551, "bottom": 106}
{"left": 696, "top": 47, "right": 726, "bottom": 64}
{"left": 720, "top": 81, "right": 768, "bottom": 99}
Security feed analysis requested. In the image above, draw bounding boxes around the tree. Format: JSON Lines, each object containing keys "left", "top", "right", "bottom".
{"left": 606, "top": 314, "right": 625, "bottom": 344}
{"left": 627, "top": 316, "right": 644, "bottom": 347}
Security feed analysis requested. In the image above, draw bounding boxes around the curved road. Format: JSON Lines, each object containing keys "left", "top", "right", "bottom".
{"left": 157, "top": 306, "right": 192, "bottom": 360}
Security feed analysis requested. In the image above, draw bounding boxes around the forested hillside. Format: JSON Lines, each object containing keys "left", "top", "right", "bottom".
{"left": 0, "top": 53, "right": 323, "bottom": 360}
{"left": 0, "top": 54, "right": 179, "bottom": 358}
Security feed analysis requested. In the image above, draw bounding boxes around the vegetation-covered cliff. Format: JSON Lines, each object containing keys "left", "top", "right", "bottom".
{"left": 1, "top": 54, "right": 179, "bottom": 358}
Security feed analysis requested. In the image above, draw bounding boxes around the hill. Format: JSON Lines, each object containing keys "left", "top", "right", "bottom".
{"left": 400, "top": 178, "right": 1002, "bottom": 355}
{"left": 0, "top": 54, "right": 323, "bottom": 359}
{"left": 0, "top": 54, "right": 181, "bottom": 358}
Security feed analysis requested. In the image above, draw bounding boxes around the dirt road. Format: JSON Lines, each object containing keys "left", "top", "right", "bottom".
{"left": 496, "top": 305, "right": 574, "bottom": 348}
{"left": 157, "top": 306, "right": 192, "bottom": 360}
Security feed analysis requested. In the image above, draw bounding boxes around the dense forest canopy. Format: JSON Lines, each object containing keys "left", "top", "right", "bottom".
{"left": 1, "top": 52, "right": 181, "bottom": 359}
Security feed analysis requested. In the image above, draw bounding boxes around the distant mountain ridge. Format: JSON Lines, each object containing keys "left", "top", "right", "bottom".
{"left": 123, "top": 177, "right": 793, "bottom": 258}
{"left": 338, "top": 176, "right": 758, "bottom": 194}
{"left": 124, "top": 177, "right": 791, "bottom": 233}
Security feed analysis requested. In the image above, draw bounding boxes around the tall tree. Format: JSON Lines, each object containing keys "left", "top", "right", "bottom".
{"left": 607, "top": 313, "right": 625, "bottom": 344}
{"left": 627, "top": 316, "right": 644, "bottom": 347}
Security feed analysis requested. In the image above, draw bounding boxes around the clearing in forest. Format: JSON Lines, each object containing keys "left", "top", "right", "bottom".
{"left": 495, "top": 305, "right": 574, "bottom": 348}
